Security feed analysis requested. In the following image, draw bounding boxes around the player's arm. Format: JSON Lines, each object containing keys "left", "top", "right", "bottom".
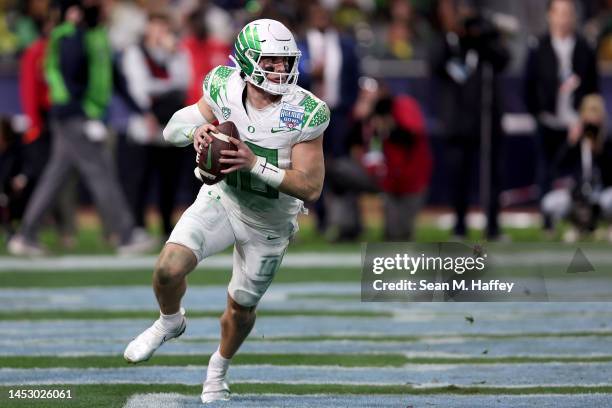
{"left": 278, "top": 136, "right": 324, "bottom": 202}
{"left": 220, "top": 135, "right": 325, "bottom": 202}
{"left": 162, "top": 97, "right": 218, "bottom": 151}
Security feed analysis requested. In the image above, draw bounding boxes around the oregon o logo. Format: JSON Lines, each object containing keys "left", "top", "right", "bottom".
{"left": 248, "top": 126, "right": 255, "bottom": 133}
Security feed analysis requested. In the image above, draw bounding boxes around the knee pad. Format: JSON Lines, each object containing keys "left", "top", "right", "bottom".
{"left": 227, "top": 287, "right": 262, "bottom": 308}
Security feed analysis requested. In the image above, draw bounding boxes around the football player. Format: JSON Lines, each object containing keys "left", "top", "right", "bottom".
{"left": 123, "top": 19, "right": 329, "bottom": 403}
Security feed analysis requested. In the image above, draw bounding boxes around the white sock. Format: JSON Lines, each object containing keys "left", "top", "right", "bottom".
{"left": 205, "top": 348, "right": 231, "bottom": 382}
{"left": 157, "top": 308, "right": 184, "bottom": 332}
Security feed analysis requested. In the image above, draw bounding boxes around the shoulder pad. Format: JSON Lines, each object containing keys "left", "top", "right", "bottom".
{"left": 309, "top": 103, "right": 330, "bottom": 128}
{"left": 298, "top": 92, "right": 329, "bottom": 129}
{"left": 203, "top": 65, "right": 237, "bottom": 108}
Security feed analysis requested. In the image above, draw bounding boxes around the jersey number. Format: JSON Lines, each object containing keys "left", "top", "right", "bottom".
{"left": 257, "top": 255, "right": 281, "bottom": 278}
{"left": 226, "top": 142, "right": 279, "bottom": 199}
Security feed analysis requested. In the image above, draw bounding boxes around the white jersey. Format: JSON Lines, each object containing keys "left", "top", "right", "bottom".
{"left": 202, "top": 65, "right": 330, "bottom": 229}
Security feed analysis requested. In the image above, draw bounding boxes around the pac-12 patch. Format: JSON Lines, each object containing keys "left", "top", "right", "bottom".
{"left": 279, "top": 103, "right": 305, "bottom": 129}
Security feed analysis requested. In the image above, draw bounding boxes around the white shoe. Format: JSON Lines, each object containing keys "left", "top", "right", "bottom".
{"left": 7, "top": 235, "right": 46, "bottom": 257}
{"left": 201, "top": 380, "right": 231, "bottom": 404}
{"left": 117, "top": 229, "right": 158, "bottom": 256}
{"left": 123, "top": 309, "right": 186, "bottom": 363}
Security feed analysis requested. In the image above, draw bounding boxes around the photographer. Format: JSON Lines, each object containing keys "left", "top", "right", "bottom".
{"left": 541, "top": 94, "right": 612, "bottom": 241}
{"left": 524, "top": 0, "right": 599, "bottom": 232}
{"left": 429, "top": 0, "right": 509, "bottom": 240}
{"left": 370, "top": 94, "right": 432, "bottom": 240}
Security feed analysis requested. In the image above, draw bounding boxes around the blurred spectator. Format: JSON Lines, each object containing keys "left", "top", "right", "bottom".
{"left": 320, "top": 77, "right": 377, "bottom": 241}
{"left": 541, "top": 94, "right": 612, "bottom": 241}
{"left": 524, "top": 0, "right": 599, "bottom": 232}
{"left": 179, "top": 4, "right": 231, "bottom": 199}
{"left": 174, "top": 0, "right": 234, "bottom": 43}
{"left": 106, "top": 0, "right": 148, "bottom": 52}
{"left": 298, "top": 1, "right": 360, "bottom": 239}
{"left": 19, "top": 9, "right": 54, "bottom": 146}
{"left": 320, "top": 0, "right": 375, "bottom": 16}
{"left": 429, "top": 0, "right": 509, "bottom": 240}
{"left": 8, "top": 0, "right": 155, "bottom": 256}
{"left": 182, "top": 5, "right": 231, "bottom": 106}
{"left": 584, "top": 0, "right": 612, "bottom": 61}
{"left": 18, "top": 7, "right": 77, "bottom": 247}
{"left": 245, "top": 0, "right": 299, "bottom": 28}
{"left": 334, "top": 0, "right": 369, "bottom": 34}
{"left": 386, "top": 20, "right": 415, "bottom": 60}
{"left": 0, "top": 2, "right": 18, "bottom": 57}
{"left": 300, "top": 2, "right": 360, "bottom": 158}
{"left": 369, "top": 93, "right": 432, "bottom": 240}
{"left": 12, "top": 0, "right": 52, "bottom": 51}
{"left": 120, "top": 12, "right": 190, "bottom": 239}
{"left": 0, "top": 116, "right": 24, "bottom": 234}
{"left": 379, "top": 0, "right": 433, "bottom": 60}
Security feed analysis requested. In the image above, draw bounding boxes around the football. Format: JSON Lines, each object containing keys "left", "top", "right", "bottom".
{"left": 195, "top": 121, "right": 240, "bottom": 185}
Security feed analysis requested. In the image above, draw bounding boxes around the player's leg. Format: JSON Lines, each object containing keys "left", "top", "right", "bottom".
{"left": 153, "top": 243, "right": 197, "bottom": 314}
{"left": 123, "top": 243, "right": 195, "bottom": 363}
{"left": 219, "top": 294, "right": 256, "bottom": 358}
{"left": 201, "top": 293, "right": 256, "bottom": 403}
{"left": 125, "top": 189, "right": 235, "bottom": 363}
{"left": 202, "top": 223, "right": 289, "bottom": 403}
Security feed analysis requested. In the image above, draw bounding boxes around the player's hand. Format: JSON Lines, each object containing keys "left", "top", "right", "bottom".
{"left": 193, "top": 124, "right": 217, "bottom": 153}
{"left": 219, "top": 137, "right": 257, "bottom": 174}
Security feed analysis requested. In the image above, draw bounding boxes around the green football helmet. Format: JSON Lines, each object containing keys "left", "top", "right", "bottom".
{"left": 231, "top": 19, "right": 301, "bottom": 95}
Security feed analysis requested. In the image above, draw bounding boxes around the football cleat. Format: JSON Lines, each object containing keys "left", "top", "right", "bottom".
{"left": 201, "top": 379, "right": 231, "bottom": 404}
{"left": 123, "top": 309, "right": 186, "bottom": 363}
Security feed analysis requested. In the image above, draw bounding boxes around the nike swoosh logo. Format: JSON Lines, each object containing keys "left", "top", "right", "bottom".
{"left": 266, "top": 236, "right": 280, "bottom": 240}
{"left": 161, "top": 323, "right": 185, "bottom": 343}
{"left": 271, "top": 127, "right": 299, "bottom": 134}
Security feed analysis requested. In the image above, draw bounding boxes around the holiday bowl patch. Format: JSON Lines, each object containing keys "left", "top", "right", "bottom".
{"left": 279, "top": 103, "right": 305, "bottom": 129}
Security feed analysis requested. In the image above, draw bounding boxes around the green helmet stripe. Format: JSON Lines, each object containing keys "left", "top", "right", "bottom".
{"left": 251, "top": 25, "right": 261, "bottom": 51}
{"left": 238, "top": 31, "right": 249, "bottom": 52}
{"left": 245, "top": 25, "right": 254, "bottom": 49}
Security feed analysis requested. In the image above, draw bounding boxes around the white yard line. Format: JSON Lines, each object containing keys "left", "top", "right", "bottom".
{"left": 2, "top": 250, "right": 612, "bottom": 271}
{"left": 0, "top": 253, "right": 360, "bottom": 271}
{"left": 123, "top": 393, "right": 612, "bottom": 408}
{"left": 2, "top": 363, "right": 612, "bottom": 386}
